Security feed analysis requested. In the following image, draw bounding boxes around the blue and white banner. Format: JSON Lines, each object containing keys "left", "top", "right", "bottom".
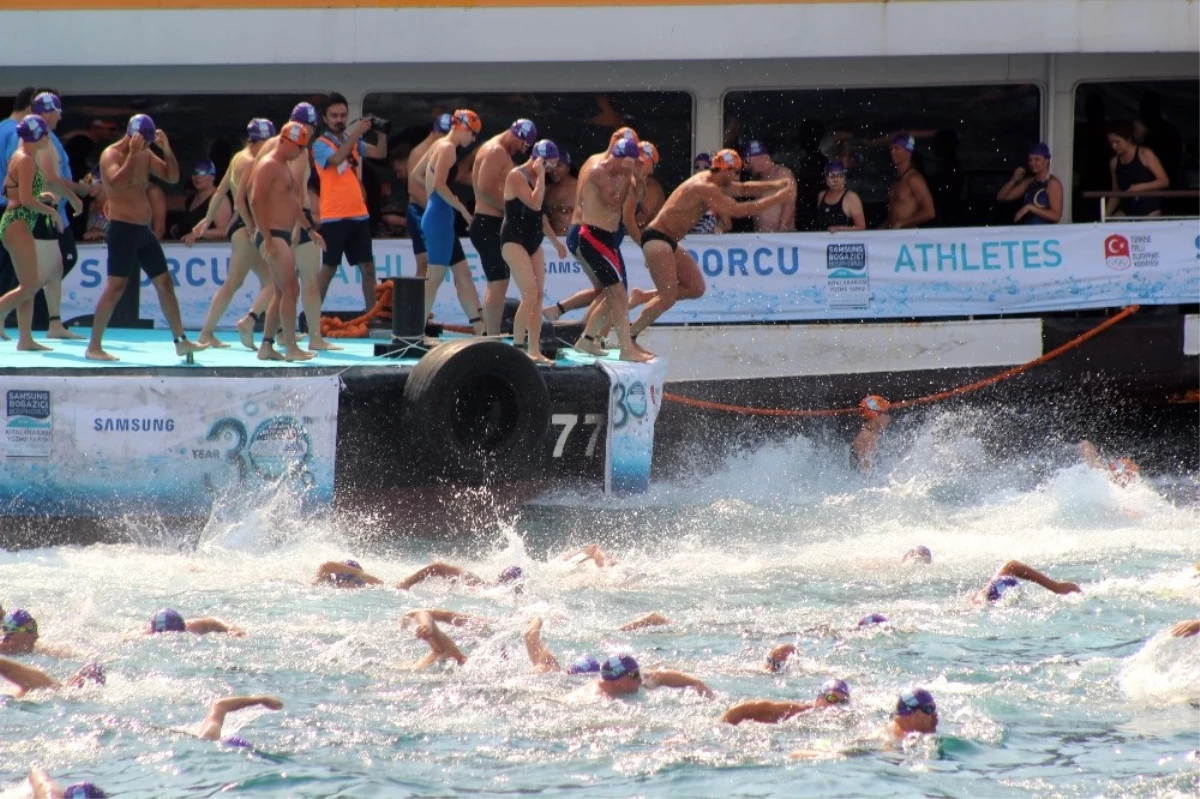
{"left": 58, "top": 220, "right": 1196, "bottom": 328}
{"left": 598, "top": 357, "right": 668, "bottom": 495}
{"left": 0, "top": 375, "right": 338, "bottom": 517}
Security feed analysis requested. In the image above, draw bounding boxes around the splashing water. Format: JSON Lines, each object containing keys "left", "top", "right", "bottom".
{"left": 1, "top": 408, "right": 1197, "bottom": 798}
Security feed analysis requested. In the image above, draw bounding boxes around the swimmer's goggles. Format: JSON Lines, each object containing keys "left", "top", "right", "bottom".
{"left": 822, "top": 692, "right": 849, "bottom": 705}
{"left": 2, "top": 620, "right": 37, "bottom": 637}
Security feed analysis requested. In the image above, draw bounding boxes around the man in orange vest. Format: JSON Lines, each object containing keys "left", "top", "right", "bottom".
{"left": 312, "top": 92, "right": 387, "bottom": 312}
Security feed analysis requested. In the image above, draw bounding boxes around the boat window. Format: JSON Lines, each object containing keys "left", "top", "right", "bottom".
{"left": 722, "top": 84, "right": 1041, "bottom": 230}
{"left": 1071, "top": 79, "right": 1199, "bottom": 222}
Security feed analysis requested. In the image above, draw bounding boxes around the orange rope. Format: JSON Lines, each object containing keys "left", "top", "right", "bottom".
{"left": 319, "top": 282, "right": 393, "bottom": 338}
{"left": 663, "top": 305, "right": 1141, "bottom": 418}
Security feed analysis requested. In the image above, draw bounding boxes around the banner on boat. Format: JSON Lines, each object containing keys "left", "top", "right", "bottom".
{"left": 60, "top": 220, "right": 1197, "bottom": 328}
{"left": 598, "top": 357, "right": 668, "bottom": 495}
{"left": 0, "top": 375, "right": 338, "bottom": 517}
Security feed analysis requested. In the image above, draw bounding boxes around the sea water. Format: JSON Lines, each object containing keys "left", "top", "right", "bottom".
{"left": 1, "top": 409, "right": 1198, "bottom": 798}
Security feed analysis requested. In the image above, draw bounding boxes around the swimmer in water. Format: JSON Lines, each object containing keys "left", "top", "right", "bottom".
{"left": 763, "top": 643, "right": 796, "bottom": 673}
{"left": 27, "top": 768, "right": 107, "bottom": 798}
{"left": 975, "top": 560, "right": 1081, "bottom": 604}
{"left": 395, "top": 562, "right": 523, "bottom": 591}
{"left": 0, "top": 656, "right": 105, "bottom": 698}
{"left": 410, "top": 610, "right": 468, "bottom": 668}
{"left": 903, "top": 545, "right": 933, "bottom": 564}
{"left": 197, "top": 694, "right": 284, "bottom": 745}
{"left": 313, "top": 559, "right": 383, "bottom": 588}
{"left": 0, "top": 609, "right": 41, "bottom": 655}
{"left": 852, "top": 395, "right": 891, "bottom": 472}
{"left": 888, "top": 687, "right": 939, "bottom": 738}
{"left": 721, "top": 678, "right": 850, "bottom": 725}
{"left": 146, "top": 608, "right": 244, "bottom": 636}
{"left": 1079, "top": 439, "right": 1140, "bottom": 486}
{"left": 1169, "top": 619, "right": 1200, "bottom": 637}
{"left": 560, "top": 543, "right": 617, "bottom": 568}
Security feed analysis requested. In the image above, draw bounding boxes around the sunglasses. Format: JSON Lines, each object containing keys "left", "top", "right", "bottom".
{"left": 823, "top": 692, "right": 848, "bottom": 705}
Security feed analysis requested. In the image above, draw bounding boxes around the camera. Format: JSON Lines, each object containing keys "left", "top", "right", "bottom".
{"left": 364, "top": 114, "right": 391, "bottom": 134}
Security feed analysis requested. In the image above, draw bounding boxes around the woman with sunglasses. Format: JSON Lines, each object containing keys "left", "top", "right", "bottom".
{"left": 721, "top": 678, "right": 850, "bottom": 724}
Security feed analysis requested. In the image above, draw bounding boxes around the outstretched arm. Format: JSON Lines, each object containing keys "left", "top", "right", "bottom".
{"left": 523, "top": 616, "right": 562, "bottom": 673}
{"left": 197, "top": 695, "right": 283, "bottom": 741}
{"left": 996, "top": 560, "right": 1081, "bottom": 594}
{"left": 562, "top": 544, "right": 616, "bottom": 568}
{"left": 618, "top": 612, "right": 670, "bottom": 632}
{"left": 314, "top": 561, "right": 383, "bottom": 586}
{"left": 642, "top": 668, "right": 714, "bottom": 698}
{"left": 715, "top": 185, "right": 793, "bottom": 220}
{"left": 404, "top": 608, "right": 487, "bottom": 628}
{"left": 721, "top": 699, "right": 810, "bottom": 725}
{"left": 0, "top": 655, "right": 57, "bottom": 697}
{"left": 396, "top": 562, "right": 482, "bottom": 590}
{"left": 412, "top": 611, "right": 467, "bottom": 667}
{"left": 1169, "top": 619, "right": 1200, "bottom": 638}
{"left": 185, "top": 617, "right": 244, "bottom": 636}
{"left": 28, "top": 768, "right": 61, "bottom": 799}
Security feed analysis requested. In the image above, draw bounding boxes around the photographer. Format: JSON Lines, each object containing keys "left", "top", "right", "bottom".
{"left": 313, "top": 92, "right": 388, "bottom": 312}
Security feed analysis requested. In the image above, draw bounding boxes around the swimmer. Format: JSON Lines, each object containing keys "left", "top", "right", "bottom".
{"left": 628, "top": 149, "right": 794, "bottom": 343}
{"left": 763, "top": 643, "right": 796, "bottom": 673}
{"left": 402, "top": 608, "right": 492, "bottom": 632}
{"left": 561, "top": 543, "right": 617, "bottom": 568}
{"left": 888, "top": 687, "right": 939, "bottom": 738}
{"left": 247, "top": 121, "right": 323, "bottom": 362}
{"left": 588, "top": 653, "right": 714, "bottom": 699}
{"left": 313, "top": 559, "right": 382, "bottom": 588}
{"left": 975, "top": 560, "right": 1081, "bottom": 604}
{"left": 0, "top": 609, "right": 41, "bottom": 654}
{"left": 617, "top": 612, "right": 671, "bottom": 632}
{"left": 902, "top": 545, "right": 933, "bottom": 564}
{"left": 857, "top": 614, "right": 889, "bottom": 627}
{"left": 0, "top": 656, "right": 105, "bottom": 698}
{"left": 189, "top": 117, "right": 275, "bottom": 349}
{"left": 27, "top": 768, "right": 107, "bottom": 798}
{"left": 720, "top": 678, "right": 850, "bottom": 725}
{"left": 1079, "top": 439, "right": 1140, "bottom": 486}
{"left": 86, "top": 114, "right": 204, "bottom": 361}
{"left": 741, "top": 140, "right": 797, "bottom": 232}
{"left": 410, "top": 610, "right": 468, "bottom": 668}
{"left": 395, "top": 562, "right": 523, "bottom": 591}
{"left": 197, "top": 694, "right": 284, "bottom": 744}
{"left": 421, "top": 109, "right": 484, "bottom": 334}
{"left": 523, "top": 616, "right": 697, "bottom": 691}
{"left": 1169, "top": 619, "right": 1200, "bottom": 637}
{"left": 406, "top": 113, "right": 452, "bottom": 279}
{"left": 852, "top": 395, "right": 891, "bottom": 472}
{"left": 147, "top": 608, "right": 244, "bottom": 636}
{"left": 471, "top": 118, "right": 538, "bottom": 335}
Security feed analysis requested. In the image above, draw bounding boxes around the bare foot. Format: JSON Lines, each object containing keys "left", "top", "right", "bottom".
{"left": 284, "top": 347, "right": 317, "bottom": 362}
{"left": 85, "top": 347, "right": 119, "bottom": 361}
{"left": 175, "top": 338, "right": 206, "bottom": 357}
{"left": 16, "top": 339, "right": 52, "bottom": 352}
{"left": 236, "top": 315, "right": 257, "bottom": 350}
{"left": 307, "top": 339, "right": 344, "bottom": 351}
{"left": 630, "top": 287, "right": 654, "bottom": 308}
{"left": 197, "top": 333, "right": 230, "bottom": 349}
{"left": 633, "top": 341, "right": 654, "bottom": 358}
{"left": 620, "top": 347, "right": 654, "bottom": 363}
{"left": 574, "top": 337, "right": 609, "bottom": 357}
{"left": 257, "top": 343, "right": 284, "bottom": 361}
{"left": 47, "top": 325, "right": 84, "bottom": 340}
{"left": 295, "top": 331, "right": 307, "bottom": 342}
{"left": 528, "top": 352, "right": 554, "bottom": 365}
{"left": 542, "top": 304, "right": 562, "bottom": 322}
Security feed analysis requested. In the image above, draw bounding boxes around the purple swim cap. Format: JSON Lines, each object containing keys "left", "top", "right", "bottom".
{"left": 290, "top": 102, "right": 318, "bottom": 127}
{"left": 127, "top": 114, "right": 156, "bottom": 142}
{"left": 611, "top": 138, "right": 640, "bottom": 159}
{"left": 73, "top": 660, "right": 106, "bottom": 686}
{"left": 891, "top": 133, "right": 915, "bottom": 152}
{"left": 824, "top": 159, "right": 847, "bottom": 175}
{"left": 434, "top": 113, "right": 453, "bottom": 134}
{"left": 16, "top": 115, "right": 48, "bottom": 144}
{"left": 498, "top": 565, "right": 523, "bottom": 584}
{"left": 246, "top": 118, "right": 276, "bottom": 142}
{"left": 31, "top": 92, "right": 62, "bottom": 115}
{"left": 151, "top": 608, "right": 186, "bottom": 633}
{"left": 1029, "top": 142, "right": 1052, "bottom": 159}
{"left": 895, "top": 687, "right": 936, "bottom": 716}
{"left": 532, "top": 139, "right": 559, "bottom": 162}
{"left": 600, "top": 653, "right": 640, "bottom": 681}
{"left": 63, "top": 783, "right": 107, "bottom": 799}
{"left": 820, "top": 678, "right": 850, "bottom": 698}
{"left": 3, "top": 609, "right": 37, "bottom": 639}
{"left": 903, "top": 546, "right": 933, "bottom": 564}
{"left": 985, "top": 575, "right": 1021, "bottom": 602}
{"left": 742, "top": 139, "right": 769, "bottom": 158}
{"left": 568, "top": 654, "right": 600, "bottom": 675}
{"left": 223, "top": 735, "right": 253, "bottom": 749}
{"left": 193, "top": 160, "right": 216, "bottom": 176}
{"left": 509, "top": 118, "right": 537, "bottom": 146}
{"left": 693, "top": 152, "right": 712, "bottom": 167}
{"left": 858, "top": 613, "right": 889, "bottom": 627}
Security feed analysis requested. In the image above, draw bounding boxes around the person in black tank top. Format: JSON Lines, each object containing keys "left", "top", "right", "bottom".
{"left": 502, "top": 140, "right": 564, "bottom": 364}
{"left": 1106, "top": 121, "right": 1169, "bottom": 218}
{"left": 997, "top": 143, "right": 1063, "bottom": 225}
{"left": 814, "top": 160, "right": 865, "bottom": 232}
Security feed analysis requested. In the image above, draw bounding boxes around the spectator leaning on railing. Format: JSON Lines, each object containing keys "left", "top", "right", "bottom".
{"left": 1105, "top": 120, "right": 1169, "bottom": 219}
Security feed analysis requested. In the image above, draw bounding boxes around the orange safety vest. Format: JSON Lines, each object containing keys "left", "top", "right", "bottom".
{"left": 314, "top": 134, "right": 368, "bottom": 221}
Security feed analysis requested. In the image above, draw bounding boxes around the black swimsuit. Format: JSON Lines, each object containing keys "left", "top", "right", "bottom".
{"left": 500, "top": 171, "right": 545, "bottom": 256}
{"left": 816, "top": 191, "right": 853, "bottom": 229}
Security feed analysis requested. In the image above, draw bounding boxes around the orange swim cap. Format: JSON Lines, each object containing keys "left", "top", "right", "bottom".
{"left": 639, "top": 141, "right": 660, "bottom": 166}
{"left": 711, "top": 149, "right": 743, "bottom": 171}
{"left": 859, "top": 395, "right": 891, "bottom": 419}
{"left": 609, "top": 126, "right": 639, "bottom": 147}
{"left": 452, "top": 109, "right": 482, "bottom": 134}
{"left": 279, "top": 121, "right": 311, "bottom": 147}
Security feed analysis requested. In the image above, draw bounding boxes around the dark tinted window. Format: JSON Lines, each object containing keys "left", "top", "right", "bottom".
{"left": 723, "top": 84, "right": 1042, "bottom": 229}
{"left": 1071, "top": 80, "right": 1199, "bottom": 221}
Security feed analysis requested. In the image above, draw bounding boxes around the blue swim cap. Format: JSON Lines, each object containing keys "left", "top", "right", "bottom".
{"left": 509, "top": 118, "right": 538, "bottom": 146}
{"left": 333, "top": 559, "right": 366, "bottom": 587}
{"left": 985, "top": 575, "right": 1021, "bottom": 602}
{"left": 1029, "top": 142, "right": 1052, "bottom": 159}
{"left": 150, "top": 608, "right": 186, "bottom": 633}
{"left": 290, "top": 102, "right": 318, "bottom": 127}
{"left": 434, "top": 113, "right": 453, "bottom": 134}
{"left": 2, "top": 608, "right": 38, "bottom": 638}
{"left": 568, "top": 654, "right": 600, "bottom": 675}
{"left": 743, "top": 139, "right": 769, "bottom": 159}
{"left": 223, "top": 735, "right": 253, "bottom": 749}
{"left": 32, "top": 92, "right": 62, "bottom": 115}
{"left": 858, "top": 613, "right": 888, "bottom": 627}
{"left": 498, "top": 566, "right": 523, "bottom": 584}
{"left": 610, "top": 138, "right": 640, "bottom": 159}
{"left": 63, "top": 783, "right": 107, "bottom": 799}
{"left": 17, "top": 115, "right": 48, "bottom": 144}
{"left": 820, "top": 678, "right": 850, "bottom": 699}
{"left": 127, "top": 113, "right": 156, "bottom": 142}
{"left": 73, "top": 660, "right": 106, "bottom": 686}
{"left": 193, "top": 160, "right": 216, "bottom": 177}
{"left": 246, "top": 117, "right": 276, "bottom": 142}
{"left": 895, "top": 687, "right": 937, "bottom": 716}
{"left": 532, "top": 139, "right": 559, "bottom": 162}
{"left": 600, "top": 654, "right": 640, "bottom": 681}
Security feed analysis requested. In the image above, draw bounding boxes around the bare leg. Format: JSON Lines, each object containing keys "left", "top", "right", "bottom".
{"left": 629, "top": 241, "right": 680, "bottom": 339}
{"left": 257, "top": 292, "right": 284, "bottom": 361}
{"left": 606, "top": 282, "right": 651, "bottom": 362}
{"left": 544, "top": 287, "right": 598, "bottom": 321}
{"left": 39, "top": 243, "right": 82, "bottom": 340}
{"left": 297, "top": 241, "right": 341, "bottom": 351}
{"left": 199, "top": 230, "right": 257, "bottom": 347}
{"left": 85, "top": 274, "right": 129, "bottom": 361}
{"left": 504, "top": 243, "right": 551, "bottom": 362}
{"left": 574, "top": 295, "right": 611, "bottom": 356}
{"left": 0, "top": 225, "right": 49, "bottom": 351}
{"left": 197, "top": 695, "right": 283, "bottom": 741}
{"left": 482, "top": 278, "right": 509, "bottom": 337}
{"left": 528, "top": 249, "right": 549, "bottom": 361}
{"left": 414, "top": 252, "right": 428, "bottom": 280}
{"left": 149, "top": 273, "right": 204, "bottom": 356}
{"left": 317, "top": 263, "right": 337, "bottom": 303}
{"left": 236, "top": 253, "right": 273, "bottom": 351}
{"left": 449, "top": 259, "right": 483, "bottom": 335}
{"left": 261, "top": 239, "right": 313, "bottom": 361}
{"left": 358, "top": 260, "right": 377, "bottom": 313}
{"left": 423, "top": 264, "right": 447, "bottom": 325}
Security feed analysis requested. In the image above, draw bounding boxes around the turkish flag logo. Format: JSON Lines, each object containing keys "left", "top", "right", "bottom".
{"left": 1104, "top": 234, "right": 1132, "bottom": 271}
